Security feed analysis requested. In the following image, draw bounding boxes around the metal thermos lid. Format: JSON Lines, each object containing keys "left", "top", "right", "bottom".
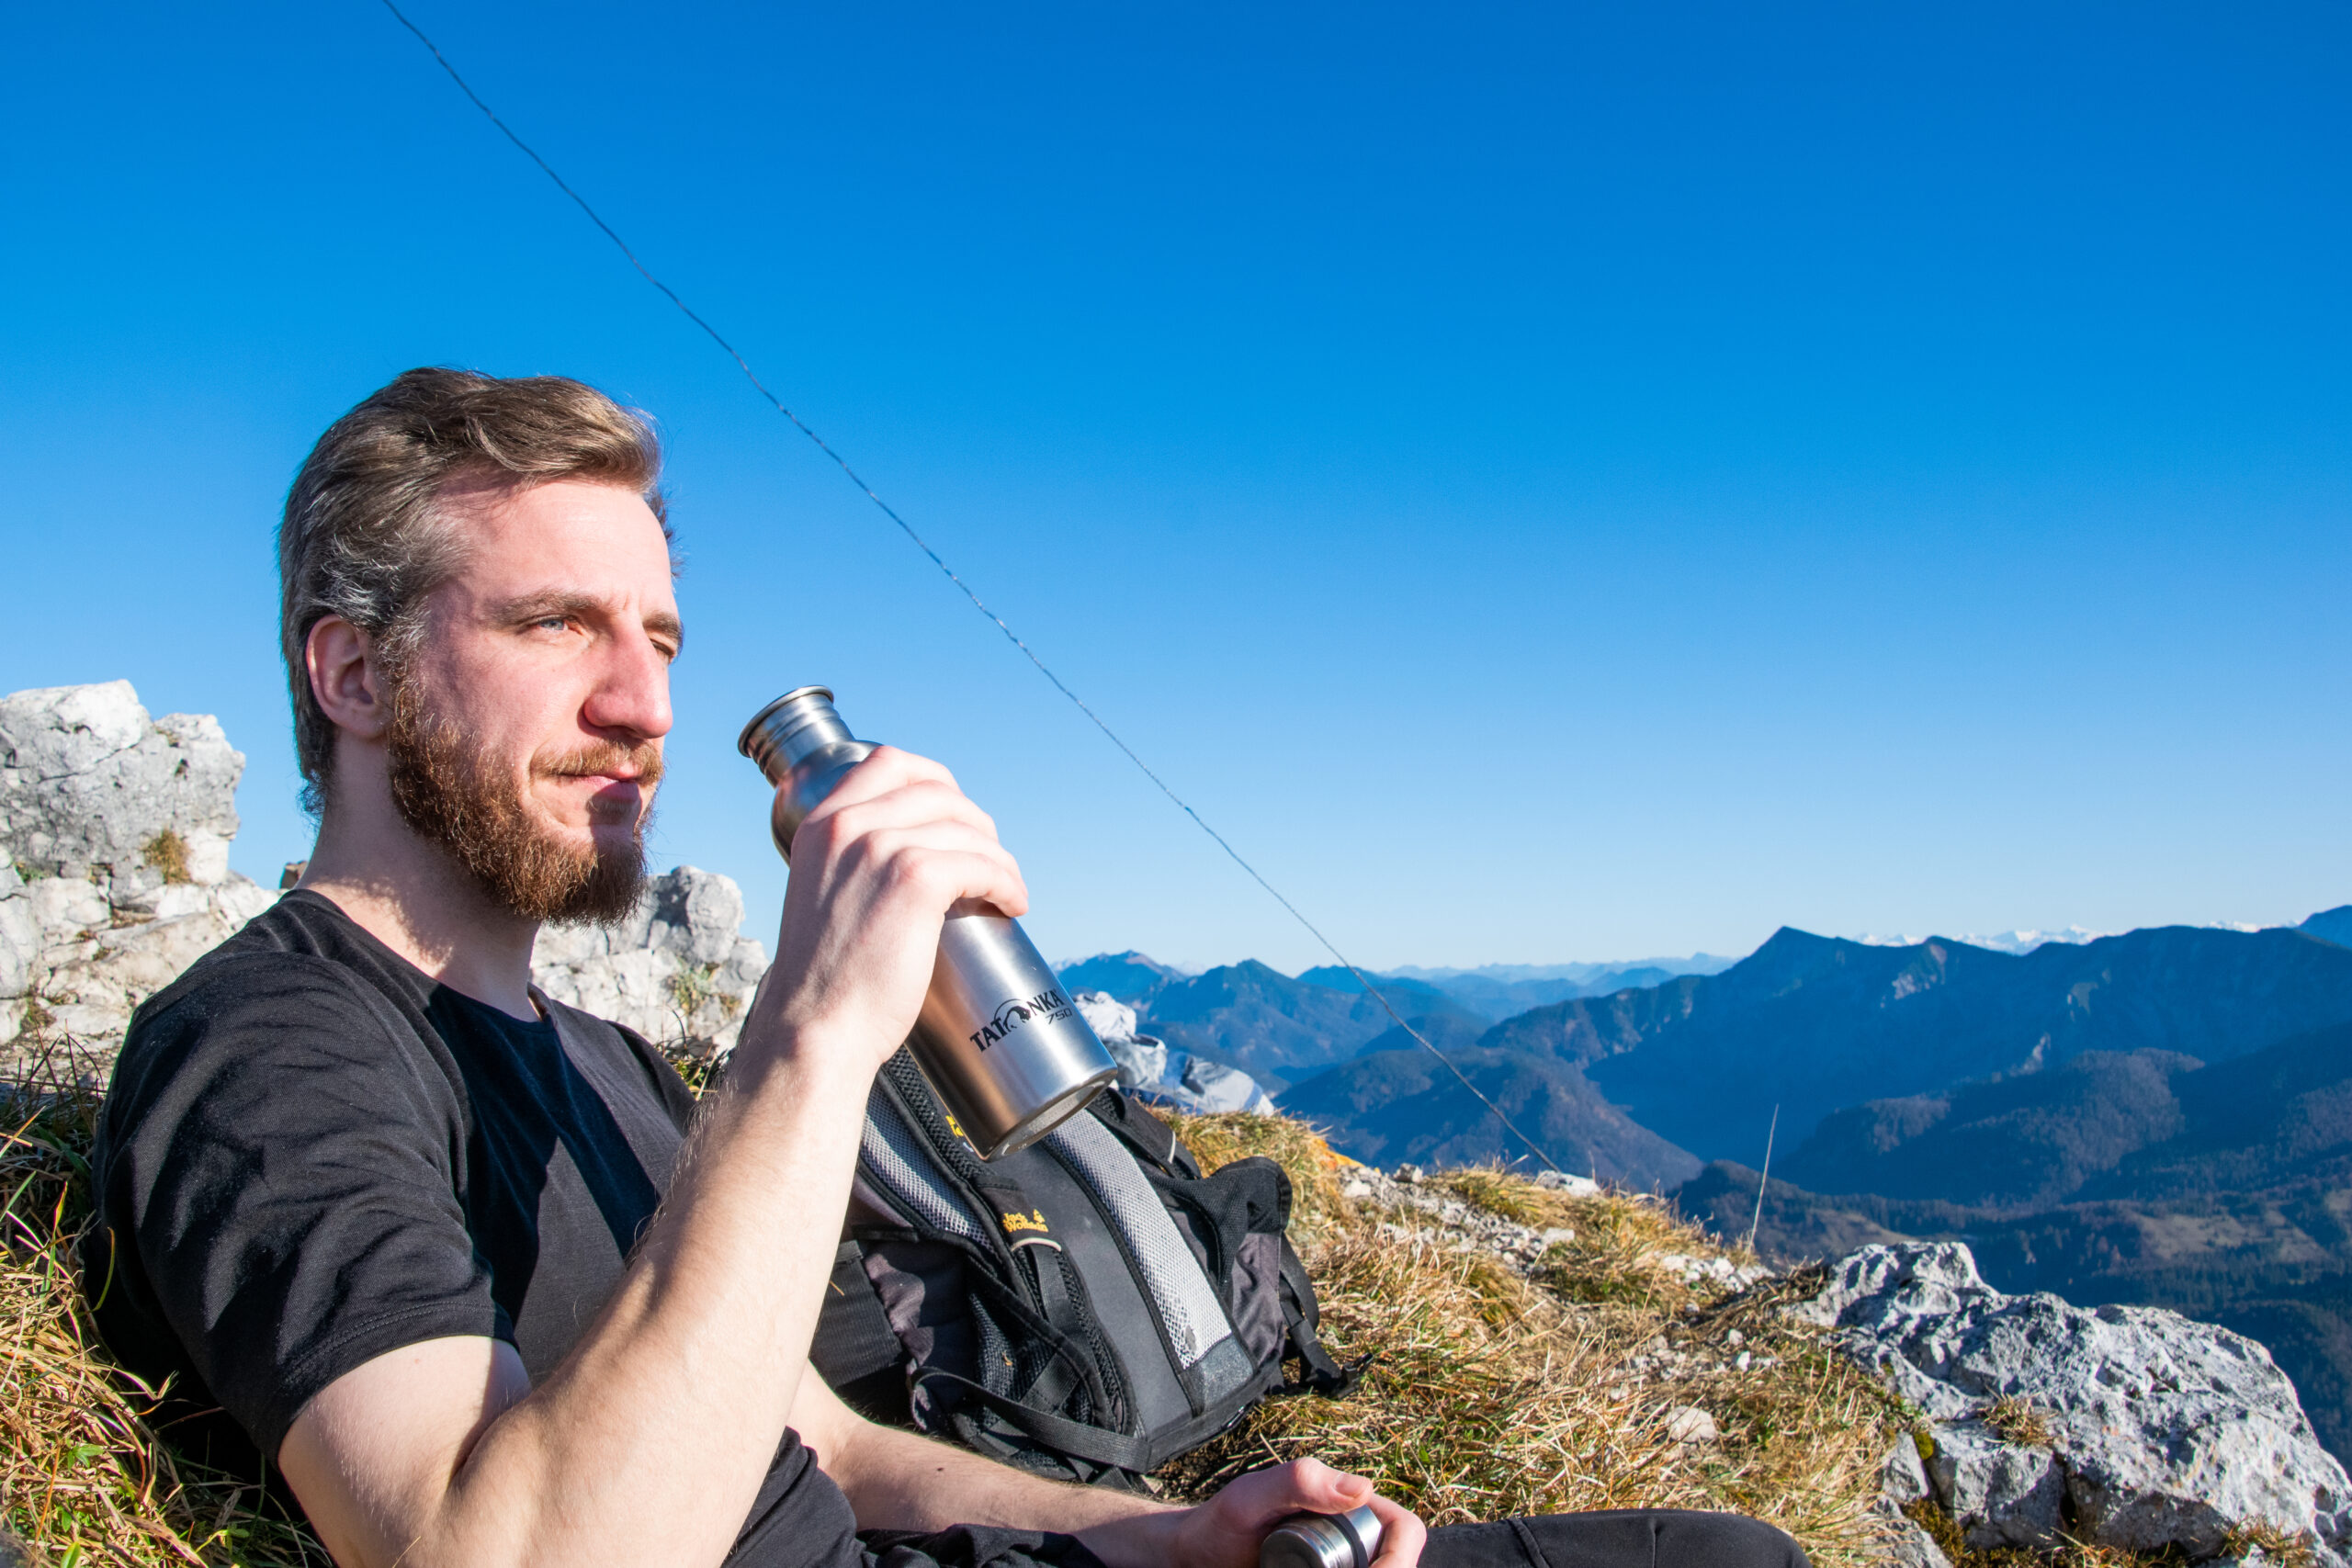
{"left": 1261, "top": 1507, "right": 1382, "bottom": 1568}
{"left": 738, "top": 686, "right": 855, "bottom": 783}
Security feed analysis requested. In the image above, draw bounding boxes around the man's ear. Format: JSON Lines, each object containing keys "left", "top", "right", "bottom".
{"left": 306, "top": 615, "right": 393, "bottom": 743}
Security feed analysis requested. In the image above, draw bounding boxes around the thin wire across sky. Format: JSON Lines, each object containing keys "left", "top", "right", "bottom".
{"left": 377, "top": 0, "right": 1575, "bottom": 1177}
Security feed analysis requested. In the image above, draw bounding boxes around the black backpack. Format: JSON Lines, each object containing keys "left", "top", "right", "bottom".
{"left": 812, "top": 1051, "right": 1361, "bottom": 1485}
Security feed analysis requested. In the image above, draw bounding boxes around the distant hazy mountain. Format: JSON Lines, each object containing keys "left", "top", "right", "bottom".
{"left": 1859, "top": 911, "right": 2349, "bottom": 956}
{"left": 1342, "top": 956, "right": 1737, "bottom": 1021}
{"left": 1385, "top": 957, "right": 1740, "bottom": 984}
{"left": 1855, "top": 926, "right": 2115, "bottom": 955}
{"left": 1282, "top": 1046, "right": 1700, "bottom": 1186}
{"left": 1346, "top": 1012, "right": 1486, "bottom": 1059}
{"left": 1482, "top": 923, "right": 2352, "bottom": 1162}
{"left": 1057, "top": 951, "right": 1186, "bottom": 1004}
{"left": 1124, "top": 960, "right": 1485, "bottom": 1089}
{"left": 1288, "top": 967, "right": 1464, "bottom": 1014}
{"left": 1057, "top": 949, "right": 1745, "bottom": 1042}
{"left": 2305, "top": 906, "right": 2352, "bottom": 948}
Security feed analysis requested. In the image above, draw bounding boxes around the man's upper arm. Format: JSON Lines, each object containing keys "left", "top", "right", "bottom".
{"left": 278, "top": 1336, "right": 530, "bottom": 1568}
{"left": 102, "top": 956, "right": 502, "bottom": 1459}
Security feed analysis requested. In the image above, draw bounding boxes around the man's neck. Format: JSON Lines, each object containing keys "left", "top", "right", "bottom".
{"left": 298, "top": 795, "right": 543, "bottom": 1021}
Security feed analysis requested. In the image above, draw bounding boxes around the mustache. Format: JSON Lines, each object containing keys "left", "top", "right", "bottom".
{"left": 538, "top": 739, "right": 666, "bottom": 791}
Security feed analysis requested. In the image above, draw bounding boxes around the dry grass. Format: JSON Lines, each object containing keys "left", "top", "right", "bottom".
{"left": 1, "top": 1042, "right": 325, "bottom": 1566}
{"left": 2221, "top": 1520, "right": 2317, "bottom": 1568}
{"left": 1163, "top": 1116, "right": 1899, "bottom": 1568}
{"left": 1980, "top": 1396, "right": 2055, "bottom": 1450}
{"left": 139, "top": 832, "right": 191, "bottom": 887}
{"left": 1423, "top": 1165, "right": 1569, "bottom": 1230}
{"left": 1168, "top": 1111, "right": 1355, "bottom": 1244}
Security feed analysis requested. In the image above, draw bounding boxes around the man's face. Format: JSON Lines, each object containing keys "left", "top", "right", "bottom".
{"left": 386, "top": 477, "right": 681, "bottom": 924}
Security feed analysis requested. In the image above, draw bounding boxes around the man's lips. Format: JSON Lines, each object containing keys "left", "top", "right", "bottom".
{"left": 560, "top": 773, "right": 649, "bottom": 807}
{"left": 541, "top": 770, "right": 657, "bottom": 824}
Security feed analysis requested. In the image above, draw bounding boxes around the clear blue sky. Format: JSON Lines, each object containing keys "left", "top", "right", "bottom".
{"left": 4, "top": 2, "right": 2345, "bottom": 973}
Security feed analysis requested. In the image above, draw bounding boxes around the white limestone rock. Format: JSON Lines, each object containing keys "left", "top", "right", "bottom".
{"left": 1074, "top": 989, "right": 1138, "bottom": 1043}
{"left": 1074, "top": 989, "right": 1174, "bottom": 1089}
{"left": 1180, "top": 1055, "right": 1278, "bottom": 1114}
{"left": 1106, "top": 1034, "right": 1170, "bottom": 1090}
{"left": 1875, "top": 1438, "right": 1955, "bottom": 1568}
{"left": 1069, "top": 987, "right": 1275, "bottom": 1111}
{"left": 533, "top": 865, "right": 768, "bottom": 1057}
{"left": 1800, "top": 1242, "right": 2352, "bottom": 1563}
{"left": 0, "top": 682, "right": 242, "bottom": 888}
{"left": 0, "top": 860, "right": 37, "bottom": 1014}
{"left": 1, "top": 682, "right": 275, "bottom": 1066}
{"left": 1662, "top": 1404, "right": 1719, "bottom": 1445}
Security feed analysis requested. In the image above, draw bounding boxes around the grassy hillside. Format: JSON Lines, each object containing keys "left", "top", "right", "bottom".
{"left": 1161, "top": 1113, "right": 1895, "bottom": 1563}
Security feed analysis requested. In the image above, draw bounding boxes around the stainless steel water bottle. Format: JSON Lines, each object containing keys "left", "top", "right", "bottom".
{"left": 738, "top": 686, "right": 1120, "bottom": 1159}
{"left": 1261, "top": 1506, "right": 1384, "bottom": 1568}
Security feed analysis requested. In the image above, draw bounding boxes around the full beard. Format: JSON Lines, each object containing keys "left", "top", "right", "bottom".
{"left": 385, "top": 687, "right": 662, "bottom": 927}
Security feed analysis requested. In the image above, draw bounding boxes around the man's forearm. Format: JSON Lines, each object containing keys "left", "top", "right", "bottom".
{"left": 820, "top": 1420, "right": 1399, "bottom": 1568}
{"left": 827, "top": 1418, "right": 1182, "bottom": 1564}
{"left": 305, "top": 1034, "right": 876, "bottom": 1568}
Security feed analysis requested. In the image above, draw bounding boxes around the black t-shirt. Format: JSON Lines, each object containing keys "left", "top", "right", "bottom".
{"left": 87, "top": 890, "right": 877, "bottom": 1568}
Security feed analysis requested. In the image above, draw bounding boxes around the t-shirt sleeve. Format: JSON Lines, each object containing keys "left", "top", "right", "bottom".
{"left": 104, "top": 954, "right": 502, "bottom": 1460}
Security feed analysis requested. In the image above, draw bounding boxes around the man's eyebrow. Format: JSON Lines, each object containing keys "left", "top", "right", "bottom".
{"left": 492, "top": 590, "right": 608, "bottom": 625}
{"left": 492, "top": 592, "right": 684, "bottom": 650}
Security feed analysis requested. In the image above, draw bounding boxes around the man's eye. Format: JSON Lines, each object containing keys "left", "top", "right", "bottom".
{"left": 535, "top": 616, "right": 571, "bottom": 633}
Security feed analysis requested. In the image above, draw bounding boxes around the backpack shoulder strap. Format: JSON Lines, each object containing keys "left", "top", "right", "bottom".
{"left": 812, "top": 1238, "right": 920, "bottom": 1422}
{"left": 1085, "top": 1089, "right": 1200, "bottom": 1179}
{"left": 1275, "top": 1235, "right": 1365, "bottom": 1397}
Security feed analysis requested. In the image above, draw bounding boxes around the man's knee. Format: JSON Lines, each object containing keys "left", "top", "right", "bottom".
{"left": 1425, "top": 1510, "right": 1807, "bottom": 1568}
{"left": 1646, "top": 1510, "right": 1808, "bottom": 1568}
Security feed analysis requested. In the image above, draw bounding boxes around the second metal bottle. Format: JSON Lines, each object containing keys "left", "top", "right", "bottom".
{"left": 738, "top": 686, "right": 1120, "bottom": 1159}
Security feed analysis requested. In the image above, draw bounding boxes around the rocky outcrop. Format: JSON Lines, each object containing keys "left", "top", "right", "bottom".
{"left": 531, "top": 867, "right": 767, "bottom": 1056}
{"left": 1073, "top": 988, "right": 1276, "bottom": 1114}
{"left": 1347, "top": 1162, "right": 1611, "bottom": 1270}
{"left": 1, "top": 682, "right": 275, "bottom": 1067}
{"left": 1796, "top": 1242, "right": 2352, "bottom": 1564}
{"left": 0, "top": 680, "right": 773, "bottom": 1071}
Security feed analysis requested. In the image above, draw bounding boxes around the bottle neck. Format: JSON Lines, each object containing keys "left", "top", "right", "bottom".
{"left": 738, "top": 686, "right": 858, "bottom": 784}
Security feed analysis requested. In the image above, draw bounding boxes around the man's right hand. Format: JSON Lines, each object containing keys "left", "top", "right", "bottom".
{"left": 747, "top": 744, "right": 1030, "bottom": 1077}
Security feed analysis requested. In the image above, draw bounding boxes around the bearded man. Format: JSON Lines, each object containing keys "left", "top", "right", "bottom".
{"left": 87, "top": 369, "right": 1807, "bottom": 1568}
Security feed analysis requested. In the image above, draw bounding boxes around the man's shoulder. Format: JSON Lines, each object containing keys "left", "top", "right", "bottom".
{"left": 128, "top": 892, "right": 405, "bottom": 1035}
{"left": 108, "top": 894, "right": 451, "bottom": 1129}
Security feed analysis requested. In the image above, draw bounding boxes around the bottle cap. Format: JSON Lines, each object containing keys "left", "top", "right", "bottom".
{"left": 1261, "top": 1506, "right": 1382, "bottom": 1568}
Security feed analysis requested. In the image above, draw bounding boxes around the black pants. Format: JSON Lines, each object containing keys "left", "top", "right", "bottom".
{"left": 1427, "top": 1512, "right": 1808, "bottom": 1568}
{"left": 855, "top": 1511, "right": 1807, "bottom": 1568}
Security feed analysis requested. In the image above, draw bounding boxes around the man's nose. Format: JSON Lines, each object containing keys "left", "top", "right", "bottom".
{"left": 583, "top": 626, "right": 674, "bottom": 741}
